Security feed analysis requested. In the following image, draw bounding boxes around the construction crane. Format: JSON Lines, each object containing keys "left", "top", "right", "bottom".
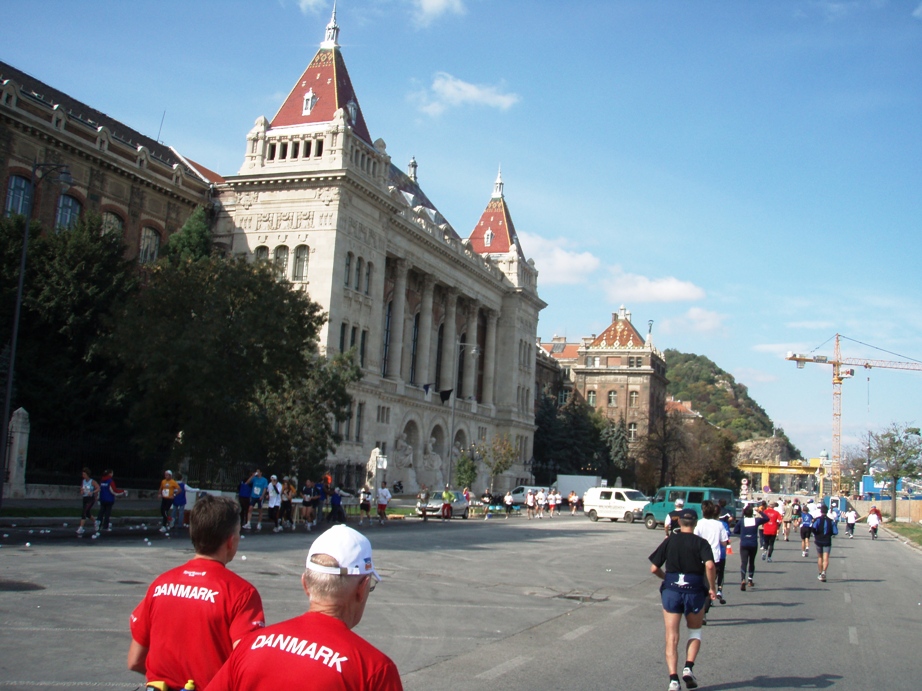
{"left": 786, "top": 334, "right": 922, "bottom": 494}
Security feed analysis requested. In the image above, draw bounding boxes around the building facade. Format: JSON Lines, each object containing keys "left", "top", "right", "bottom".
{"left": 212, "top": 12, "right": 545, "bottom": 493}
{"left": 0, "top": 61, "right": 211, "bottom": 259}
{"left": 540, "top": 306, "right": 667, "bottom": 443}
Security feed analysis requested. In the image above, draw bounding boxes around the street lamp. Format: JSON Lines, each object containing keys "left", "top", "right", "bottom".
{"left": 444, "top": 340, "right": 478, "bottom": 488}
{"left": 0, "top": 161, "right": 72, "bottom": 510}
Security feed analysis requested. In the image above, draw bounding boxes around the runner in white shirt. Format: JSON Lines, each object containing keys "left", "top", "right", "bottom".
{"left": 376, "top": 481, "right": 392, "bottom": 526}
{"left": 525, "top": 490, "right": 536, "bottom": 520}
{"left": 694, "top": 501, "right": 730, "bottom": 618}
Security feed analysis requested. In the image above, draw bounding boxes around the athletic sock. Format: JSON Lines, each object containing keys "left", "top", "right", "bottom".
{"left": 685, "top": 662, "right": 695, "bottom": 670}
{"left": 669, "top": 674, "right": 680, "bottom": 682}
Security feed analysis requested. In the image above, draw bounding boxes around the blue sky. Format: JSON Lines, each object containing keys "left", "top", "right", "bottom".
{"left": 6, "top": 0, "right": 922, "bottom": 459}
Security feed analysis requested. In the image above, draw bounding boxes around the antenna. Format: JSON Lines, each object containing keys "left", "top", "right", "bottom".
{"left": 157, "top": 110, "right": 166, "bottom": 144}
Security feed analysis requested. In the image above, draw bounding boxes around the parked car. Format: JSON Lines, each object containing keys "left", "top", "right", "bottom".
{"left": 582, "top": 487, "right": 648, "bottom": 523}
{"left": 416, "top": 490, "right": 470, "bottom": 519}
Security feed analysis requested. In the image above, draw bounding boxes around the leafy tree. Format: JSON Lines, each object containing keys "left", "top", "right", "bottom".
{"left": 454, "top": 450, "right": 478, "bottom": 492}
{"left": 869, "top": 423, "right": 921, "bottom": 521}
{"left": 532, "top": 394, "right": 563, "bottom": 483}
{"left": 635, "top": 410, "right": 688, "bottom": 492}
{"left": 163, "top": 206, "right": 212, "bottom": 263}
{"left": 601, "top": 416, "right": 633, "bottom": 486}
{"left": 480, "top": 434, "right": 517, "bottom": 494}
{"left": 108, "top": 256, "right": 356, "bottom": 485}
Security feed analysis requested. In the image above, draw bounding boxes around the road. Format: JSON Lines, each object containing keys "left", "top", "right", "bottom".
{"left": 0, "top": 514, "right": 919, "bottom": 689}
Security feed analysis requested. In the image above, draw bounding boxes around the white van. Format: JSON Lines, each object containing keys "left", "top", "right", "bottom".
{"left": 509, "top": 485, "right": 549, "bottom": 506}
{"left": 583, "top": 487, "right": 648, "bottom": 523}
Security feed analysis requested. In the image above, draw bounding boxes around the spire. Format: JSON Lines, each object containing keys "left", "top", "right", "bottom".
{"left": 492, "top": 165, "right": 503, "bottom": 199}
{"left": 322, "top": 2, "right": 340, "bottom": 48}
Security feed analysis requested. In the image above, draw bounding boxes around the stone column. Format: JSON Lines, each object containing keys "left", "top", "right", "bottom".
{"left": 482, "top": 310, "right": 498, "bottom": 406}
{"left": 416, "top": 275, "right": 435, "bottom": 387}
{"left": 5, "top": 407, "right": 29, "bottom": 498}
{"left": 462, "top": 300, "right": 479, "bottom": 399}
{"left": 439, "top": 288, "right": 458, "bottom": 391}
{"left": 386, "top": 259, "right": 408, "bottom": 380}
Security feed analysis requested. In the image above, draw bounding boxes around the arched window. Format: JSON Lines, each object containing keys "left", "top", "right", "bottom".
{"left": 293, "top": 245, "right": 309, "bottom": 281}
{"left": 409, "top": 312, "right": 420, "bottom": 385}
{"left": 55, "top": 194, "right": 82, "bottom": 230}
{"left": 607, "top": 391, "right": 617, "bottom": 407}
{"left": 354, "top": 258, "right": 363, "bottom": 290}
{"left": 381, "top": 301, "right": 392, "bottom": 376}
{"left": 254, "top": 246, "right": 269, "bottom": 262}
{"left": 629, "top": 391, "right": 639, "bottom": 408}
{"left": 101, "top": 211, "right": 124, "bottom": 235}
{"left": 274, "top": 245, "right": 289, "bottom": 279}
{"left": 4, "top": 175, "right": 32, "bottom": 216}
{"left": 139, "top": 227, "right": 160, "bottom": 264}
{"left": 344, "top": 252, "right": 353, "bottom": 287}
{"left": 364, "top": 261, "right": 372, "bottom": 295}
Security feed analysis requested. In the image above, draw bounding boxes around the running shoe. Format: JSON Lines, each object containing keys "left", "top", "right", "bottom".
{"left": 761, "top": 552, "right": 767, "bottom": 561}
{"left": 767, "top": 557, "right": 773, "bottom": 563}
{"left": 682, "top": 667, "right": 699, "bottom": 689}
{"left": 717, "top": 590, "right": 726, "bottom": 605}
{"left": 740, "top": 581, "right": 746, "bottom": 591}
{"left": 819, "top": 572, "right": 827, "bottom": 582}
{"left": 668, "top": 681, "right": 681, "bottom": 691}
{"left": 747, "top": 579, "right": 755, "bottom": 588}
{"left": 76, "top": 527, "right": 85, "bottom": 535}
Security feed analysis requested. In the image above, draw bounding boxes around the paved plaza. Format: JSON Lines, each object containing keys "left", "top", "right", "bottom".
{"left": 0, "top": 513, "right": 920, "bottom": 690}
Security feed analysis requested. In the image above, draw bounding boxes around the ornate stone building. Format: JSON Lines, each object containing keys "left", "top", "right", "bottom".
{"left": 0, "top": 61, "right": 211, "bottom": 259}
{"left": 211, "top": 12, "right": 545, "bottom": 492}
{"left": 540, "top": 306, "right": 667, "bottom": 443}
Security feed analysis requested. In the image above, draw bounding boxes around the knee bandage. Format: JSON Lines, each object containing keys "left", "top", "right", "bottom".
{"left": 688, "top": 628, "right": 703, "bottom": 641}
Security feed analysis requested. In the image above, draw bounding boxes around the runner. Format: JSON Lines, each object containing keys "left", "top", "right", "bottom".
{"left": 664, "top": 498, "right": 686, "bottom": 536}
{"left": 360, "top": 485, "right": 374, "bottom": 525}
{"left": 77, "top": 468, "right": 100, "bottom": 536}
{"left": 694, "top": 500, "right": 729, "bottom": 623}
{"left": 867, "top": 505, "right": 882, "bottom": 540}
{"left": 536, "top": 488, "right": 547, "bottom": 519}
{"left": 376, "top": 480, "right": 392, "bottom": 526}
{"left": 782, "top": 500, "right": 794, "bottom": 541}
{"left": 811, "top": 503, "right": 838, "bottom": 582}
{"left": 844, "top": 506, "right": 859, "bottom": 538}
{"left": 733, "top": 504, "right": 768, "bottom": 591}
{"left": 504, "top": 490, "right": 514, "bottom": 519}
{"left": 800, "top": 501, "right": 816, "bottom": 557}
{"left": 158, "top": 470, "right": 180, "bottom": 533}
{"left": 649, "top": 507, "right": 717, "bottom": 691}
{"left": 760, "top": 502, "right": 783, "bottom": 563}
{"left": 525, "top": 489, "right": 536, "bottom": 520}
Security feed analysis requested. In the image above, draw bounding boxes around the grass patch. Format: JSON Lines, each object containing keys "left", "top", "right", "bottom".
{"left": 887, "top": 522, "right": 922, "bottom": 547}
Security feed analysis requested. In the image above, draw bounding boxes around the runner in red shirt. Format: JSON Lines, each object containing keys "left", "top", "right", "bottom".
{"left": 208, "top": 525, "right": 402, "bottom": 691}
{"left": 759, "top": 502, "right": 783, "bottom": 563}
{"left": 128, "top": 495, "right": 264, "bottom": 690}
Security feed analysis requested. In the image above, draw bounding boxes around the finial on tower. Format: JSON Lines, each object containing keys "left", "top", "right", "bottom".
{"left": 492, "top": 165, "right": 504, "bottom": 199}
{"left": 322, "top": 1, "right": 340, "bottom": 48}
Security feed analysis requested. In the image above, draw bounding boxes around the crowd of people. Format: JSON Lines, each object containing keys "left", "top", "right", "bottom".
{"left": 650, "top": 495, "right": 882, "bottom": 691}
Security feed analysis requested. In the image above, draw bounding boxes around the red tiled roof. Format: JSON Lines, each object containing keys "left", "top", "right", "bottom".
{"left": 271, "top": 48, "right": 372, "bottom": 145}
{"left": 181, "top": 156, "right": 225, "bottom": 184}
{"left": 589, "top": 319, "right": 645, "bottom": 348}
{"left": 469, "top": 175, "right": 524, "bottom": 258}
{"left": 540, "top": 342, "right": 580, "bottom": 360}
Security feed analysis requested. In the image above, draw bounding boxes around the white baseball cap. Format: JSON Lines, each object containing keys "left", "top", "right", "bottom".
{"left": 306, "top": 525, "right": 380, "bottom": 582}
{"left": 674, "top": 498, "right": 685, "bottom": 507}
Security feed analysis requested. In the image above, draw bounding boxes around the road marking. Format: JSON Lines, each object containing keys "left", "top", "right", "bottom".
{"left": 562, "top": 625, "right": 594, "bottom": 640}
{"left": 844, "top": 592, "right": 852, "bottom": 603}
{"left": 610, "top": 604, "right": 640, "bottom": 617}
{"left": 476, "top": 655, "right": 532, "bottom": 680}
{"left": 849, "top": 626, "right": 859, "bottom": 645}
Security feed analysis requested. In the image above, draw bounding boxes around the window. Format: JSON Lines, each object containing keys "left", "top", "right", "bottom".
{"left": 274, "top": 245, "right": 289, "bottom": 279}
{"left": 339, "top": 322, "right": 347, "bottom": 353}
{"left": 55, "top": 194, "right": 82, "bottom": 230}
{"left": 293, "top": 245, "right": 309, "bottom": 281}
{"left": 303, "top": 140, "right": 312, "bottom": 158}
{"left": 364, "top": 262, "right": 372, "bottom": 295}
{"left": 303, "top": 88, "right": 318, "bottom": 115}
{"left": 101, "top": 211, "right": 124, "bottom": 234}
{"left": 343, "top": 406, "right": 351, "bottom": 439}
{"left": 667, "top": 489, "right": 685, "bottom": 503}
{"left": 435, "top": 324, "right": 444, "bottom": 389}
{"left": 291, "top": 141, "right": 300, "bottom": 159}
{"left": 267, "top": 143, "right": 277, "bottom": 161}
{"left": 484, "top": 229, "right": 493, "bottom": 247}
{"left": 629, "top": 391, "right": 639, "bottom": 408}
{"left": 382, "top": 301, "right": 392, "bottom": 376}
{"left": 315, "top": 139, "right": 324, "bottom": 157}
{"left": 628, "top": 422, "right": 638, "bottom": 441}
{"left": 354, "top": 258, "right": 363, "bottom": 290}
{"left": 607, "top": 391, "right": 617, "bottom": 407}
{"left": 344, "top": 252, "right": 352, "bottom": 287}
{"left": 139, "top": 227, "right": 160, "bottom": 263}
{"left": 279, "top": 142, "right": 288, "bottom": 160}
{"left": 355, "top": 402, "right": 364, "bottom": 442}
{"left": 360, "top": 330, "right": 367, "bottom": 367}
{"left": 687, "top": 491, "right": 705, "bottom": 504}
{"left": 600, "top": 491, "right": 612, "bottom": 501}
{"left": 4, "top": 175, "right": 32, "bottom": 217}
{"left": 587, "top": 391, "right": 596, "bottom": 406}
{"left": 558, "top": 390, "right": 570, "bottom": 406}
{"left": 350, "top": 326, "right": 357, "bottom": 349}
{"left": 409, "top": 313, "right": 420, "bottom": 384}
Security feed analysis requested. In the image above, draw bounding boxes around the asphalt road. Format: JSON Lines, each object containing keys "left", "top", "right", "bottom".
{"left": 0, "top": 514, "right": 919, "bottom": 690}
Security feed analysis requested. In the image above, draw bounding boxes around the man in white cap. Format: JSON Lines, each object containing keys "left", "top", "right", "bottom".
{"left": 208, "top": 525, "right": 402, "bottom": 690}
{"left": 664, "top": 498, "right": 686, "bottom": 536}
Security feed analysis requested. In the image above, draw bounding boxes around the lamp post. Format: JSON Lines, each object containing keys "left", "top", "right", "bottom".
{"left": 0, "top": 161, "right": 71, "bottom": 509}
{"left": 445, "top": 340, "right": 478, "bottom": 489}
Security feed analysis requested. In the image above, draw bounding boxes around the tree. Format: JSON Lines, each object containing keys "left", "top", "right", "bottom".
{"left": 636, "top": 411, "right": 688, "bottom": 492}
{"left": 480, "top": 434, "right": 517, "bottom": 494}
{"left": 108, "top": 255, "right": 357, "bottom": 484}
{"left": 869, "top": 423, "right": 921, "bottom": 521}
{"left": 454, "top": 450, "right": 478, "bottom": 492}
{"left": 163, "top": 206, "right": 212, "bottom": 263}
{"left": 601, "top": 416, "right": 633, "bottom": 486}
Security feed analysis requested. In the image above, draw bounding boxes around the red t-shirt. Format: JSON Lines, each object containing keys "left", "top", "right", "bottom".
{"left": 206, "top": 611, "right": 403, "bottom": 691}
{"left": 761, "top": 508, "right": 782, "bottom": 536}
{"left": 130, "top": 557, "right": 264, "bottom": 689}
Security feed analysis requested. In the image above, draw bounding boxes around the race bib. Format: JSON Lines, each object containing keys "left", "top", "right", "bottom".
{"left": 162, "top": 489, "right": 170, "bottom": 498}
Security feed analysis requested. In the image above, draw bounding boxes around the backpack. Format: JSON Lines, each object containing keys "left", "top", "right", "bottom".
{"left": 814, "top": 516, "right": 838, "bottom": 537}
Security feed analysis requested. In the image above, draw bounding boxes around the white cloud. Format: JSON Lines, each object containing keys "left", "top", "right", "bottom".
{"left": 413, "top": 72, "right": 520, "bottom": 116}
{"left": 603, "top": 266, "right": 705, "bottom": 303}
{"left": 298, "top": 0, "right": 327, "bottom": 13}
{"left": 733, "top": 367, "right": 779, "bottom": 384}
{"left": 412, "top": 0, "right": 466, "bottom": 26}
{"left": 913, "top": 2, "right": 922, "bottom": 19}
{"left": 659, "top": 307, "right": 727, "bottom": 335}
{"left": 517, "top": 232, "right": 600, "bottom": 285}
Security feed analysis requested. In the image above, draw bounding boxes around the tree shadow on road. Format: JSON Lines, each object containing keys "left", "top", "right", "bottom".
{"left": 703, "top": 673, "right": 842, "bottom": 689}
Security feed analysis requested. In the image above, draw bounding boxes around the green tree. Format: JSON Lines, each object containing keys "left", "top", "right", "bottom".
{"left": 163, "top": 206, "right": 212, "bottom": 263}
{"left": 108, "top": 256, "right": 356, "bottom": 484}
{"left": 869, "top": 423, "right": 921, "bottom": 521}
{"left": 481, "top": 434, "right": 517, "bottom": 494}
{"left": 601, "top": 416, "right": 633, "bottom": 485}
{"left": 454, "top": 450, "right": 478, "bottom": 492}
